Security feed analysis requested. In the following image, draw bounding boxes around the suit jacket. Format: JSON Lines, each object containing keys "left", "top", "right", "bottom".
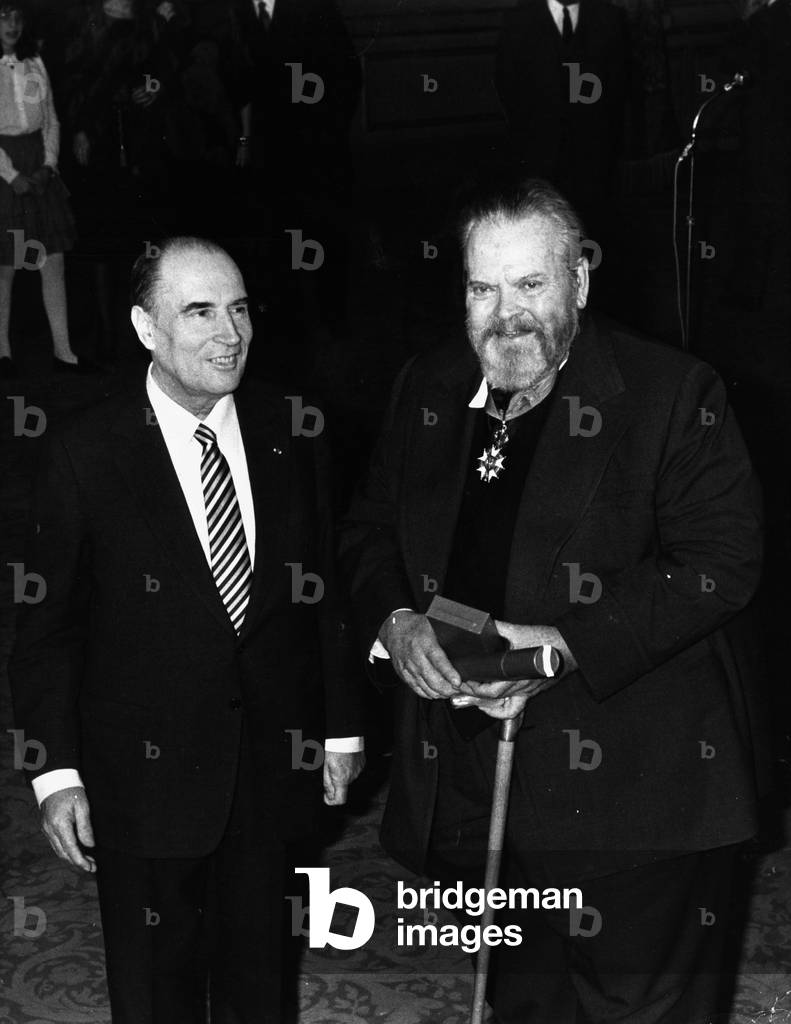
{"left": 496, "top": 0, "right": 629, "bottom": 208}
{"left": 10, "top": 375, "right": 363, "bottom": 859}
{"left": 232, "top": 0, "right": 360, "bottom": 144}
{"left": 339, "top": 317, "right": 768, "bottom": 879}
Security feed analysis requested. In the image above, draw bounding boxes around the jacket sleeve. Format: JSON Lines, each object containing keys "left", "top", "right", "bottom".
{"left": 8, "top": 435, "right": 90, "bottom": 782}
{"left": 311, "top": 422, "right": 366, "bottom": 739}
{"left": 555, "top": 361, "right": 763, "bottom": 702}
{"left": 338, "top": 357, "right": 419, "bottom": 656}
{"left": 38, "top": 58, "right": 61, "bottom": 169}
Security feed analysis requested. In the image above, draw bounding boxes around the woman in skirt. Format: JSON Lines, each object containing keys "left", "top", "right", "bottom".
{"left": 0, "top": 1, "right": 86, "bottom": 377}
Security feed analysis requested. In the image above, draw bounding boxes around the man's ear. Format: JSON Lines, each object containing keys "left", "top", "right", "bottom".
{"left": 574, "top": 257, "right": 590, "bottom": 310}
{"left": 131, "top": 305, "right": 156, "bottom": 352}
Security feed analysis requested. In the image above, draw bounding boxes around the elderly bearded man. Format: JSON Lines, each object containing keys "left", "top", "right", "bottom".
{"left": 10, "top": 236, "right": 365, "bottom": 1024}
{"left": 340, "top": 178, "right": 766, "bottom": 1024}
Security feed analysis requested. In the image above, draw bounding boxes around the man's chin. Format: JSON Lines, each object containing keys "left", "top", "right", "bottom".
{"left": 479, "top": 355, "right": 553, "bottom": 392}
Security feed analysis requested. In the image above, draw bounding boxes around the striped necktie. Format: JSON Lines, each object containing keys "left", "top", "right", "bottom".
{"left": 194, "top": 424, "right": 252, "bottom": 633}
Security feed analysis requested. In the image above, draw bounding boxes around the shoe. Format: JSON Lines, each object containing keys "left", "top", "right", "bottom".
{"left": 53, "top": 355, "right": 102, "bottom": 375}
{"left": 0, "top": 356, "right": 18, "bottom": 379}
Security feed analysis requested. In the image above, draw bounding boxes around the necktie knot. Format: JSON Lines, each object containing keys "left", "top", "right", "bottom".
{"left": 194, "top": 424, "right": 217, "bottom": 451}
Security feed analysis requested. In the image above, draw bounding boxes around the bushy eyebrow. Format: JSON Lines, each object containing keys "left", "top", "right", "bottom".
{"left": 178, "top": 297, "right": 248, "bottom": 314}
{"left": 179, "top": 302, "right": 214, "bottom": 314}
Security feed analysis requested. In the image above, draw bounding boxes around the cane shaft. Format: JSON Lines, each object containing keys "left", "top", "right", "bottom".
{"left": 470, "top": 712, "right": 523, "bottom": 1024}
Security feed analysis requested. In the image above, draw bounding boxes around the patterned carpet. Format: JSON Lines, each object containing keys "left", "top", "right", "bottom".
{"left": 2, "top": 369, "right": 791, "bottom": 1024}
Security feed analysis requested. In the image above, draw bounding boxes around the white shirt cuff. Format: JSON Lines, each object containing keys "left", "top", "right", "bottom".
{"left": 324, "top": 736, "right": 364, "bottom": 753}
{"left": 369, "top": 638, "right": 390, "bottom": 661}
{"left": 32, "top": 769, "right": 84, "bottom": 806}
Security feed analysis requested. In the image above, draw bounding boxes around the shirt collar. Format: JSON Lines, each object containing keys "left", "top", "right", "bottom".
{"left": 547, "top": 0, "right": 580, "bottom": 25}
{"left": 468, "top": 355, "right": 569, "bottom": 420}
{"left": 146, "top": 364, "right": 237, "bottom": 447}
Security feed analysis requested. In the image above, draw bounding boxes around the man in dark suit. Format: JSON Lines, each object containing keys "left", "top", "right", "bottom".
{"left": 340, "top": 178, "right": 766, "bottom": 1023}
{"left": 496, "top": 0, "right": 629, "bottom": 241}
{"left": 231, "top": 0, "right": 360, "bottom": 168}
{"left": 9, "top": 236, "right": 364, "bottom": 1024}
{"left": 210, "top": 0, "right": 361, "bottom": 360}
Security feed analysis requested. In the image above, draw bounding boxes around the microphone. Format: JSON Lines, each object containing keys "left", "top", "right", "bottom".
{"left": 723, "top": 71, "right": 751, "bottom": 92}
{"left": 451, "top": 645, "right": 563, "bottom": 682}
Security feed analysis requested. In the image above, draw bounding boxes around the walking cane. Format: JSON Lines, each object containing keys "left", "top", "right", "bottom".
{"left": 470, "top": 709, "right": 524, "bottom": 1024}
{"left": 423, "top": 597, "right": 562, "bottom": 1023}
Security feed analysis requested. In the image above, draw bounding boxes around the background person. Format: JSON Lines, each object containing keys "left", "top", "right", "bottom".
{"left": 0, "top": 1, "right": 82, "bottom": 377}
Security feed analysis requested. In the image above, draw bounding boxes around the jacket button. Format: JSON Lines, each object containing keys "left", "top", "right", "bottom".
{"left": 229, "top": 697, "right": 242, "bottom": 710}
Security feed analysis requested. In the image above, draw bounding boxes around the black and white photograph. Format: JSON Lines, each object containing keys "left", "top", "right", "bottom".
{"left": 1, "top": 0, "right": 790, "bottom": 1022}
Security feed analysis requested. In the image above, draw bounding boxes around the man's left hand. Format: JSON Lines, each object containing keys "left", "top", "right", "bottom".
{"left": 131, "top": 85, "right": 158, "bottom": 108}
{"left": 323, "top": 750, "right": 365, "bottom": 806}
{"left": 451, "top": 676, "right": 559, "bottom": 719}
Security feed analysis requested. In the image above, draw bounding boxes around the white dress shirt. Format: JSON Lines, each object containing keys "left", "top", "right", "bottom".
{"left": 32, "top": 367, "right": 361, "bottom": 806}
{"left": 251, "top": 0, "right": 276, "bottom": 19}
{"left": 0, "top": 56, "right": 60, "bottom": 183}
{"left": 146, "top": 365, "right": 257, "bottom": 567}
{"left": 547, "top": 0, "right": 580, "bottom": 35}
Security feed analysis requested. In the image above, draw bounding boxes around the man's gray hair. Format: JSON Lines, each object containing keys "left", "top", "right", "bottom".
{"left": 457, "top": 176, "right": 587, "bottom": 272}
{"left": 130, "top": 236, "right": 231, "bottom": 315}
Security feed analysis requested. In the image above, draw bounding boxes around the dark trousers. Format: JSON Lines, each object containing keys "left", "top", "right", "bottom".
{"left": 427, "top": 705, "right": 738, "bottom": 1024}
{"left": 488, "top": 845, "right": 736, "bottom": 1024}
{"left": 94, "top": 728, "right": 298, "bottom": 1024}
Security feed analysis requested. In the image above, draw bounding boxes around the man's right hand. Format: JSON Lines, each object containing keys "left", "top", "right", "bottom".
{"left": 10, "top": 174, "right": 32, "bottom": 196}
{"left": 40, "top": 786, "right": 96, "bottom": 873}
{"left": 378, "top": 610, "right": 462, "bottom": 700}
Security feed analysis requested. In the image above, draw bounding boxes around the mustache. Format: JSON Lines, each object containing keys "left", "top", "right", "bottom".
{"left": 475, "top": 315, "right": 546, "bottom": 342}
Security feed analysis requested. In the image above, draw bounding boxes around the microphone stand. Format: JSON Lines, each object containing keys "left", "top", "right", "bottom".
{"left": 675, "top": 79, "right": 743, "bottom": 351}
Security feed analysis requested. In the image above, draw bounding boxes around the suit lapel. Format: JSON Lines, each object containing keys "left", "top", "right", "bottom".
{"left": 505, "top": 318, "right": 631, "bottom": 617}
{"left": 110, "top": 383, "right": 235, "bottom": 634}
{"left": 234, "top": 386, "right": 292, "bottom": 639}
{"left": 109, "top": 379, "right": 292, "bottom": 639}
{"left": 402, "top": 346, "right": 481, "bottom": 601}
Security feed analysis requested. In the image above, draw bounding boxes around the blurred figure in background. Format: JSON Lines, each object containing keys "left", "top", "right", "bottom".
{"left": 496, "top": 0, "right": 629, "bottom": 246}
{"left": 61, "top": 0, "right": 190, "bottom": 363}
{"left": 0, "top": 1, "right": 82, "bottom": 378}
{"left": 225, "top": 0, "right": 362, "bottom": 368}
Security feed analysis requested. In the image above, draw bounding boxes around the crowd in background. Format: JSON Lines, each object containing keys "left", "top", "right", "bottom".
{"left": 1, "top": 0, "right": 360, "bottom": 374}
{"left": 0, "top": 0, "right": 789, "bottom": 380}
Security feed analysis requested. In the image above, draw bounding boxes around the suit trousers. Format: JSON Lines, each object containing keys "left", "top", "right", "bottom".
{"left": 426, "top": 705, "right": 738, "bottom": 1024}
{"left": 93, "top": 720, "right": 299, "bottom": 1024}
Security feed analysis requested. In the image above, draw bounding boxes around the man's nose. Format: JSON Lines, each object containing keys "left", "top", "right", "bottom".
{"left": 216, "top": 312, "right": 242, "bottom": 344}
{"left": 495, "top": 286, "right": 526, "bottom": 320}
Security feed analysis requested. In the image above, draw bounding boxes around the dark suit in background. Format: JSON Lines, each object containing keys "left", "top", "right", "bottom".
{"left": 228, "top": 0, "right": 362, "bottom": 346}
{"left": 496, "top": 0, "right": 629, "bottom": 238}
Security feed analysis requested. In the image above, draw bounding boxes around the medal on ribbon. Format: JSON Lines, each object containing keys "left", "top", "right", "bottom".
{"left": 477, "top": 418, "right": 509, "bottom": 482}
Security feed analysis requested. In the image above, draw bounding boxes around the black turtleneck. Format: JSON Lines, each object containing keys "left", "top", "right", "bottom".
{"left": 443, "top": 389, "right": 557, "bottom": 620}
